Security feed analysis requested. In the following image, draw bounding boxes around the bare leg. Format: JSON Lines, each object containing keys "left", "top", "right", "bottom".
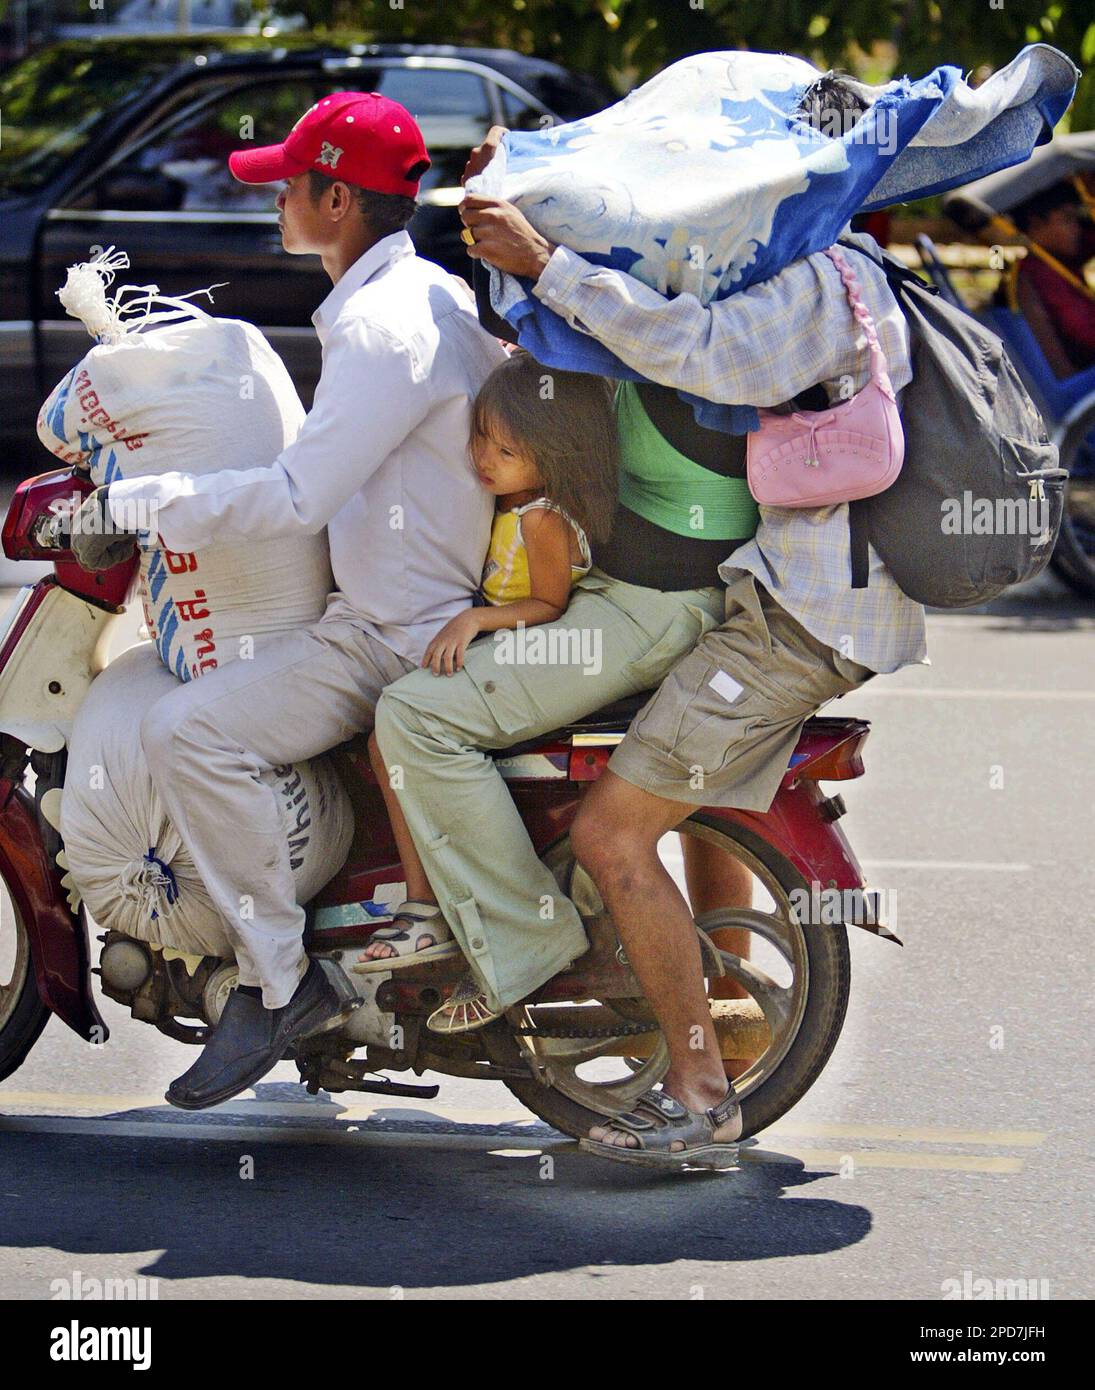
{"left": 570, "top": 770, "right": 738, "bottom": 1149}
{"left": 680, "top": 835, "right": 759, "bottom": 1081}
{"left": 360, "top": 732, "right": 438, "bottom": 962}
{"left": 680, "top": 835, "right": 752, "bottom": 1001}
{"left": 368, "top": 731, "right": 434, "bottom": 903}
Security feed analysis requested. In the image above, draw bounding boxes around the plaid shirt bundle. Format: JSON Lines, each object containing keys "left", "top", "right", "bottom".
{"left": 533, "top": 229, "right": 928, "bottom": 673}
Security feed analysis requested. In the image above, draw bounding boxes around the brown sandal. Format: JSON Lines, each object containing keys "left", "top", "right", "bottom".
{"left": 579, "top": 1085, "right": 743, "bottom": 1170}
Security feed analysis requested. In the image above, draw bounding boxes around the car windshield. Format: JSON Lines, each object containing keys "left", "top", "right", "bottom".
{"left": 0, "top": 40, "right": 252, "bottom": 195}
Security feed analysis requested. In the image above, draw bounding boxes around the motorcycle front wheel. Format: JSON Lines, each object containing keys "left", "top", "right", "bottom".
{"left": 0, "top": 866, "right": 50, "bottom": 1083}
{"left": 484, "top": 814, "right": 851, "bottom": 1143}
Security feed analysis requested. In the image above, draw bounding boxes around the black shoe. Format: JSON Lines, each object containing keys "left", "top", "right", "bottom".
{"left": 166, "top": 961, "right": 343, "bottom": 1111}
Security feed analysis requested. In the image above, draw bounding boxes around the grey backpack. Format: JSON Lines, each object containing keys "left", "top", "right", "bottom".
{"left": 842, "top": 242, "right": 1067, "bottom": 608}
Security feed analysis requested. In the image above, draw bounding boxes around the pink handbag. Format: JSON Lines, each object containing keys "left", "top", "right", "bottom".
{"left": 746, "top": 246, "right": 905, "bottom": 508}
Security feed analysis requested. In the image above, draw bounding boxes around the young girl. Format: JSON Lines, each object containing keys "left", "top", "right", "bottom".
{"left": 355, "top": 349, "right": 619, "bottom": 997}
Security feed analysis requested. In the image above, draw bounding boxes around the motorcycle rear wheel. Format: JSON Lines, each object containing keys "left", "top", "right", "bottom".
{"left": 486, "top": 814, "right": 851, "bottom": 1143}
{"left": 0, "top": 869, "right": 50, "bottom": 1083}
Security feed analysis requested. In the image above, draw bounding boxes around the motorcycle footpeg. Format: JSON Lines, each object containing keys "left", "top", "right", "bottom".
{"left": 311, "top": 954, "right": 360, "bottom": 1000}
{"left": 308, "top": 955, "right": 364, "bottom": 1031}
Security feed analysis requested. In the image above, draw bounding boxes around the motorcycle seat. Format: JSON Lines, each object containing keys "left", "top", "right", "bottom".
{"left": 333, "top": 691, "right": 656, "bottom": 764}
{"left": 559, "top": 689, "right": 653, "bottom": 731}
{"left": 495, "top": 689, "right": 655, "bottom": 758}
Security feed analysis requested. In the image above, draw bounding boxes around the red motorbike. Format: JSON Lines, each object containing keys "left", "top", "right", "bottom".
{"left": 0, "top": 465, "right": 897, "bottom": 1140}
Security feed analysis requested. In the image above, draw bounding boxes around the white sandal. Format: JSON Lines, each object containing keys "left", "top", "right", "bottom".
{"left": 352, "top": 903, "right": 459, "bottom": 973}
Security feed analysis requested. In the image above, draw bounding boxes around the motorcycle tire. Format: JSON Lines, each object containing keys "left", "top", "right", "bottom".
{"left": 0, "top": 882, "right": 50, "bottom": 1084}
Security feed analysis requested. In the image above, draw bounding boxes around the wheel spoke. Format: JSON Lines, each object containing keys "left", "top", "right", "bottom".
{"left": 694, "top": 906, "right": 801, "bottom": 1038}
{"left": 521, "top": 828, "right": 823, "bottom": 1128}
{"left": 516, "top": 1010, "right": 669, "bottom": 1117}
{"left": 712, "top": 950, "right": 794, "bottom": 1034}
{"left": 695, "top": 906, "right": 797, "bottom": 970}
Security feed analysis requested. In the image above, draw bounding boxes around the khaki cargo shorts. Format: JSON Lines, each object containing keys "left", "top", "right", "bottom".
{"left": 608, "top": 570, "right": 873, "bottom": 811}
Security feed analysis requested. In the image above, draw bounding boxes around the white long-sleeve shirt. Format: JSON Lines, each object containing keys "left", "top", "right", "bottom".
{"left": 109, "top": 230, "right": 509, "bottom": 661}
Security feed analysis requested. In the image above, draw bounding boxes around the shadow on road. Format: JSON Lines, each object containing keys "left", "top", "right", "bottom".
{"left": 0, "top": 1121, "right": 870, "bottom": 1291}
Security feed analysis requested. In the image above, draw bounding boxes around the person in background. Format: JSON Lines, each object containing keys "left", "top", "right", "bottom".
{"left": 1011, "top": 180, "right": 1095, "bottom": 376}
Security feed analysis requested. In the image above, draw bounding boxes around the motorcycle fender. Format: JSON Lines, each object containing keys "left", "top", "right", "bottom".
{"left": 0, "top": 582, "right": 117, "bottom": 754}
{"left": 0, "top": 777, "right": 106, "bottom": 1041}
{"left": 703, "top": 783, "right": 902, "bottom": 945}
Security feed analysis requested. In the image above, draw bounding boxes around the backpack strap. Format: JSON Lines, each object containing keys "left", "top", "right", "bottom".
{"left": 849, "top": 499, "right": 870, "bottom": 590}
{"left": 836, "top": 236, "right": 928, "bottom": 591}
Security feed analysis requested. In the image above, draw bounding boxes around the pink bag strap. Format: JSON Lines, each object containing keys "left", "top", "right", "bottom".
{"left": 822, "top": 246, "right": 895, "bottom": 399}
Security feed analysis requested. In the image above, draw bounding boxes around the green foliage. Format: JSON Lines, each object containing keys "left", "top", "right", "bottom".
{"left": 268, "top": 0, "right": 1091, "bottom": 126}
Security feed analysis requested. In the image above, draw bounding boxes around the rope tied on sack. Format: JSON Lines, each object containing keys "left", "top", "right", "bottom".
{"left": 116, "top": 847, "right": 181, "bottom": 923}
{"left": 56, "top": 245, "right": 228, "bottom": 345}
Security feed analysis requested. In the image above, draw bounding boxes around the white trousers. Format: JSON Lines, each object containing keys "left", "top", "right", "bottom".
{"left": 139, "top": 597, "right": 415, "bottom": 1007}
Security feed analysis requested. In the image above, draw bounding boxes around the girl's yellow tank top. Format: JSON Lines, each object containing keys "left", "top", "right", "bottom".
{"left": 481, "top": 498, "right": 592, "bottom": 606}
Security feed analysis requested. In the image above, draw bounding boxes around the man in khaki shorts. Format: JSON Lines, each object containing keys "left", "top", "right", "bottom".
{"left": 570, "top": 569, "right": 878, "bottom": 1162}
{"left": 607, "top": 570, "right": 871, "bottom": 812}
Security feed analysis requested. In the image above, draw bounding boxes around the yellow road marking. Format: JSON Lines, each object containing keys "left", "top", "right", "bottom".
{"left": 0, "top": 1091, "right": 1047, "bottom": 1152}
{"left": 0, "top": 1090, "right": 534, "bottom": 1127}
{"left": 1, "top": 1090, "right": 211, "bottom": 1111}
{"left": 744, "top": 1146, "right": 1025, "bottom": 1174}
{"left": 762, "top": 1121, "right": 1046, "bottom": 1147}
{"left": 0, "top": 1115, "right": 1026, "bottom": 1173}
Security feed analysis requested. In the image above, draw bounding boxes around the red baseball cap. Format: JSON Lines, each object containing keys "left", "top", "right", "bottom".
{"left": 228, "top": 91, "right": 431, "bottom": 196}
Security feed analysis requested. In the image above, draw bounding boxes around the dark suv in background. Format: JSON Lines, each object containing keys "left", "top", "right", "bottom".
{"left": 0, "top": 37, "right": 610, "bottom": 461}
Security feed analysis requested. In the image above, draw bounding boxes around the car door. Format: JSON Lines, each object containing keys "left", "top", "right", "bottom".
{"left": 37, "top": 73, "right": 332, "bottom": 409}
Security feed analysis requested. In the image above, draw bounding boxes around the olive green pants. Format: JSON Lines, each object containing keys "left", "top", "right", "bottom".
{"left": 373, "top": 569, "right": 725, "bottom": 1009}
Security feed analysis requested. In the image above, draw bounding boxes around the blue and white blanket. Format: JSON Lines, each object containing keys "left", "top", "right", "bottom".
{"left": 468, "top": 43, "right": 1078, "bottom": 432}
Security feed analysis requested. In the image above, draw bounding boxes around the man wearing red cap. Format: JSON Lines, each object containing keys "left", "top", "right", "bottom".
{"left": 70, "top": 93, "right": 509, "bottom": 1109}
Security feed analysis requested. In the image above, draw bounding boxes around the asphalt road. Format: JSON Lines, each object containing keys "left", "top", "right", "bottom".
{"left": 0, "top": 567, "right": 1092, "bottom": 1301}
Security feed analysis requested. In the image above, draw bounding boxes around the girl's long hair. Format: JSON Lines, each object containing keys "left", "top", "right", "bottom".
{"left": 471, "top": 349, "right": 619, "bottom": 546}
